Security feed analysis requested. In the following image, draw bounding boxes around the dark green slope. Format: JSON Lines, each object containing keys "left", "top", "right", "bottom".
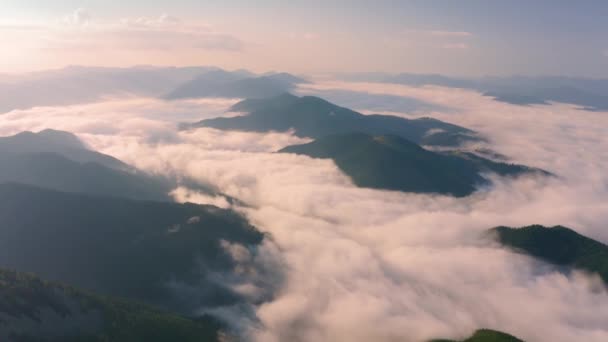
{"left": 0, "top": 268, "right": 220, "bottom": 342}
{"left": 0, "top": 130, "right": 172, "bottom": 201}
{"left": 190, "top": 93, "right": 480, "bottom": 147}
{"left": 492, "top": 225, "right": 608, "bottom": 283}
{"left": 280, "top": 133, "right": 540, "bottom": 197}
{"left": 430, "top": 329, "right": 524, "bottom": 342}
{"left": 0, "top": 183, "right": 266, "bottom": 314}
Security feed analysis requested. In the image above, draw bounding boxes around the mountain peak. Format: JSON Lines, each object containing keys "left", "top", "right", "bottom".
{"left": 196, "top": 94, "right": 480, "bottom": 147}
{"left": 5, "top": 129, "right": 86, "bottom": 150}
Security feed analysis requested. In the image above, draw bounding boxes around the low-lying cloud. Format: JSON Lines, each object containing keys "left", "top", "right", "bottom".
{"left": 1, "top": 80, "right": 608, "bottom": 341}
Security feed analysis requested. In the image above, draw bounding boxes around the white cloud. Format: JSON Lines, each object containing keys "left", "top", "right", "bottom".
{"left": 2, "top": 82, "right": 608, "bottom": 341}
{"left": 50, "top": 15, "right": 244, "bottom": 51}
{"left": 171, "top": 186, "right": 231, "bottom": 208}
{"left": 121, "top": 14, "right": 182, "bottom": 28}
{"left": 2, "top": 12, "right": 244, "bottom": 59}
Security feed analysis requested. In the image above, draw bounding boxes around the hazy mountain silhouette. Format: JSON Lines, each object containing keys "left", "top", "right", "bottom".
{"left": 0, "top": 129, "right": 129, "bottom": 170}
{"left": 0, "top": 66, "right": 306, "bottom": 113}
{"left": 280, "top": 133, "right": 544, "bottom": 197}
{"left": 190, "top": 93, "right": 481, "bottom": 147}
{"left": 0, "top": 130, "right": 172, "bottom": 201}
{"left": 298, "top": 88, "right": 445, "bottom": 114}
{"left": 165, "top": 71, "right": 307, "bottom": 99}
{"left": 341, "top": 72, "right": 608, "bottom": 110}
{"left": 0, "top": 66, "right": 221, "bottom": 113}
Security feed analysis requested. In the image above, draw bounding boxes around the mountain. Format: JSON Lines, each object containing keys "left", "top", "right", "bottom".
{"left": 430, "top": 329, "right": 524, "bottom": 342}
{"left": 0, "top": 129, "right": 129, "bottom": 171}
{"left": 492, "top": 225, "right": 608, "bottom": 283}
{"left": 165, "top": 71, "right": 307, "bottom": 99}
{"left": 0, "top": 130, "right": 172, "bottom": 201}
{"left": 0, "top": 66, "right": 306, "bottom": 113}
{"left": 189, "top": 93, "right": 481, "bottom": 147}
{"left": 484, "top": 85, "right": 608, "bottom": 110}
{"left": 280, "top": 133, "right": 543, "bottom": 197}
{"left": 0, "top": 267, "right": 221, "bottom": 342}
{"left": 0, "top": 65, "right": 219, "bottom": 113}
{"left": 341, "top": 72, "right": 608, "bottom": 111}
{"left": 0, "top": 183, "right": 267, "bottom": 313}
{"left": 0, "top": 153, "right": 173, "bottom": 201}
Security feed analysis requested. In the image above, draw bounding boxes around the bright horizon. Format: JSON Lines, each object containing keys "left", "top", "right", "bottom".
{"left": 2, "top": 0, "right": 608, "bottom": 77}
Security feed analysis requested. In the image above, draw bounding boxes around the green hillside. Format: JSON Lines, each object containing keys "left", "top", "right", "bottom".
{"left": 0, "top": 183, "right": 266, "bottom": 313}
{"left": 430, "top": 329, "right": 524, "bottom": 342}
{"left": 0, "top": 268, "right": 220, "bottom": 342}
{"left": 280, "top": 133, "right": 541, "bottom": 197}
{"left": 492, "top": 225, "right": 608, "bottom": 283}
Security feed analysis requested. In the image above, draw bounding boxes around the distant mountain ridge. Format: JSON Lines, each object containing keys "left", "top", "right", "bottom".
{"left": 280, "top": 133, "right": 545, "bottom": 197}
{"left": 190, "top": 93, "right": 481, "bottom": 147}
{"left": 339, "top": 72, "right": 608, "bottom": 110}
{"left": 0, "top": 129, "right": 129, "bottom": 171}
{"left": 0, "top": 66, "right": 306, "bottom": 113}
{"left": 0, "top": 130, "right": 172, "bottom": 201}
{"left": 165, "top": 71, "right": 307, "bottom": 99}
{"left": 0, "top": 66, "right": 218, "bottom": 113}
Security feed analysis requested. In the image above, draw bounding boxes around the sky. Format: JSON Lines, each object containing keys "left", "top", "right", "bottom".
{"left": 1, "top": 0, "right": 608, "bottom": 77}
{"left": 3, "top": 3, "right": 608, "bottom": 341}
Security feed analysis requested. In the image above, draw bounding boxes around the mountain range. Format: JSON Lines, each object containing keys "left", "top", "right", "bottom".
{"left": 1, "top": 68, "right": 600, "bottom": 341}
{"left": 165, "top": 70, "right": 307, "bottom": 99}
{"left": 280, "top": 133, "right": 545, "bottom": 197}
{"left": 189, "top": 93, "right": 481, "bottom": 147}
{"left": 339, "top": 73, "right": 608, "bottom": 111}
{"left": 0, "top": 130, "right": 172, "bottom": 201}
{"left": 0, "top": 66, "right": 305, "bottom": 114}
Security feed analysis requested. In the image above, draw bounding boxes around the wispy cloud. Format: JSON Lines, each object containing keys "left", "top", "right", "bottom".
{"left": 0, "top": 9, "right": 245, "bottom": 71}
{"left": 428, "top": 30, "right": 473, "bottom": 37}
{"left": 403, "top": 29, "right": 474, "bottom": 38}
{"left": 50, "top": 10, "right": 245, "bottom": 51}
{"left": 442, "top": 43, "right": 469, "bottom": 50}
{"left": 385, "top": 28, "right": 474, "bottom": 51}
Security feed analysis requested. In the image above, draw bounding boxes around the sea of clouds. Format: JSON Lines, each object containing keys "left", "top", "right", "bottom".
{"left": 1, "top": 79, "right": 608, "bottom": 342}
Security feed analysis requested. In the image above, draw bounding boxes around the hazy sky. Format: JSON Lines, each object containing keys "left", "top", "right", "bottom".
{"left": 2, "top": 0, "right": 607, "bottom": 77}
